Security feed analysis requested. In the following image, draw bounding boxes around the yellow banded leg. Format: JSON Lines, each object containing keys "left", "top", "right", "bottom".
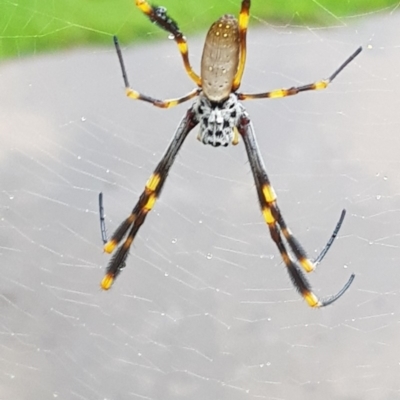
{"left": 175, "top": 38, "right": 202, "bottom": 86}
{"left": 237, "top": 46, "right": 362, "bottom": 101}
{"left": 237, "top": 82, "right": 328, "bottom": 101}
{"left": 125, "top": 87, "right": 200, "bottom": 109}
{"left": 268, "top": 220, "right": 322, "bottom": 308}
{"left": 101, "top": 233, "right": 135, "bottom": 290}
{"left": 101, "top": 173, "right": 162, "bottom": 290}
{"left": 114, "top": 36, "right": 199, "bottom": 108}
{"left": 134, "top": 0, "right": 201, "bottom": 86}
{"left": 103, "top": 213, "right": 135, "bottom": 254}
{"left": 232, "top": 0, "right": 251, "bottom": 91}
{"left": 260, "top": 183, "right": 315, "bottom": 273}
{"left": 238, "top": 113, "right": 355, "bottom": 308}
{"left": 100, "top": 108, "right": 198, "bottom": 291}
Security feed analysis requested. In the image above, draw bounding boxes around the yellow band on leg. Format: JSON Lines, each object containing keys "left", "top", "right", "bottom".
{"left": 304, "top": 291, "right": 320, "bottom": 308}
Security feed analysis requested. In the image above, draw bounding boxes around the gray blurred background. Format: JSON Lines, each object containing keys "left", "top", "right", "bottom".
{"left": 1, "top": 8, "right": 400, "bottom": 400}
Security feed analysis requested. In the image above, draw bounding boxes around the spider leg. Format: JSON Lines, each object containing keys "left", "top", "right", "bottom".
{"left": 313, "top": 208, "right": 346, "bottom": 266}
{"left": 135, "top": 0, "right": 201, "bottom": 86}
{"left": 114, "top": 36, "right": 200, "bottom": 108}
{"left": 237, "top": 113, "right": 354, "bottom": 307}
{"left": 100, "top": 107, "right": 199, "bottom": 290}
{"left": 99, "top": 192, "right": 128, "bottom": 274}
{"left": 275, "top": 207, "right": 346, "bottom": 272}
{"left": 99, "top": 192, "right": 108, "bottom": 245}
{"left": 237, "top": 46, "right": 362, "bottom": 101}
{"left": 232, "top": 0, "right": 251, "bottom": 91}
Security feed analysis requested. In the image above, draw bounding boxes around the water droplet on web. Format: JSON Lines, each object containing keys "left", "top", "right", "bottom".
{"left": 81, "top": 116, "right": 86, "bottom": 122}
{"left": 376, "top": 195, "right": 381, "bottom": 200}
{"left": 383, "top": 176, "right": 388, "bottom": 181}
{"left": 171, "top": 238, "right": 177, "bottom": 244}
{"left": 206, "top": 253, "right": 213, "bottom": 260}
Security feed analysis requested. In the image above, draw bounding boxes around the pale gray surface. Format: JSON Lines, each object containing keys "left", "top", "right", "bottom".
{"left": 1, "top": 11, "right": 400, "bottom": 400}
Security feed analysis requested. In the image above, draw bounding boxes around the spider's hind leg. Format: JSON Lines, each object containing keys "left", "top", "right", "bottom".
{"left": 237, "top": 114, "right": 354, "bottom": 307}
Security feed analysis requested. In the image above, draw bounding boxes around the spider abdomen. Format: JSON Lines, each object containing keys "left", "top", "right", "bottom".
{"left": 201, "top": 15, "right": 240, "bottom": 103}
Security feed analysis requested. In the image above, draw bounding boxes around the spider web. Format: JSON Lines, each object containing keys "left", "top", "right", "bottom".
{"left": 1, "top": 1, "right": 400, "bottom": 399}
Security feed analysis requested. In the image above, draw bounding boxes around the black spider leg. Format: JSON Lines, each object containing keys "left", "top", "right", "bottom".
{"left": 113, "top": 36, "right": 200, "bottom": 108}
{"left": 100, "top": 107, "right": 199, "bottom": 289}
{"left": 314, "top": 209, "right": 346, "bottom": 266}
{"left": 135, "top": 1, "right": 201, "bottom": 86}
{"left": 99, "top": 192, "right": 108, "bottom": 245}
{"left": 237, "top": 113, "right": 354, "bottom": 307}
{"left": 237, "top": 46, "right": 362, "bottom": 101}
{"left": 99, "top": 192, "right": 127, "bottom": 274}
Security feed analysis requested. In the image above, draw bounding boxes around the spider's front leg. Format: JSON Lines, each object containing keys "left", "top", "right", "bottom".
{"left": 100, "top": 108, "right": 198, "bottom": 290}
{"left": 134, "top": 0, "right": 201, "bottom": 86}
{"left": 237, "top": 46, "right": 362, "bottom": 101}
{"left": 236, "top": 113, "right": 354, "bottom": 307}
{"left": 114, "top": 36, "right": 200, "bottom": 109}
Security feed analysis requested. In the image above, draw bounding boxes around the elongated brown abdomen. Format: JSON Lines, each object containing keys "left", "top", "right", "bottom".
{"left": 200, "top": 15, "right": 240, "bottom": 103}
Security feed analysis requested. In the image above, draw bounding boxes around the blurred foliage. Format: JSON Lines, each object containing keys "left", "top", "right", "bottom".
{"left": 0, "top": 0, "right": 398, "bottom": 59}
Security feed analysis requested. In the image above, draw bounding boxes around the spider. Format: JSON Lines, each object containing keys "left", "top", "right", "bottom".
{"left": 100, "top": 0, "right": 361, "bottom": 307}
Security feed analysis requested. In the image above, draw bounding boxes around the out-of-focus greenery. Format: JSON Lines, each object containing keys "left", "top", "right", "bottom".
{"left": 0, "top": 0, "right": 398, "bottom": 59}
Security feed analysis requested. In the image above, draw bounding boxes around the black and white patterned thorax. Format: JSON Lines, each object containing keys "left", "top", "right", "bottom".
{"left": 193, "top": 93, "right": 244, "bottom": 147}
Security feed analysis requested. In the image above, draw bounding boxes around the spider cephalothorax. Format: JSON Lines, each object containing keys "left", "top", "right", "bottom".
{"left": 100, "top": 0, "right": 361, "bottom": 308}
{"left": 194, "top": 93, "right": 243, "bottom": 147}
